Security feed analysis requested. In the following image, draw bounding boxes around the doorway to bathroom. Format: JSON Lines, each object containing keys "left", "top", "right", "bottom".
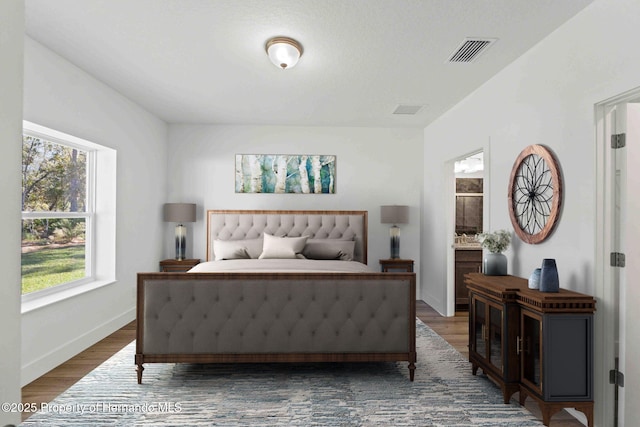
{"left": 452, "top": 151, "right": 484, "bottom": 312}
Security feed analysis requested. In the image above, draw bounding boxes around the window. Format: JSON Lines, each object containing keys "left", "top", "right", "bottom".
{"left": 21, "top": 123, "right": 97, "bottom": 297}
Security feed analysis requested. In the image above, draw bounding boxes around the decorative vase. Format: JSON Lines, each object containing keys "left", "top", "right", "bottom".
{"left": 539, "top": 258, "right": 559, "bottom": 292}
{"left": 483, "top": 252, "right": 507, "bottom": 276}
{"left": 528, "top": 268, "right": 541, "bottom": 289}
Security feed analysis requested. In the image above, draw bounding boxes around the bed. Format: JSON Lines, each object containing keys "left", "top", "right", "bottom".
{"left": 136, "top": 210, "right": 416, "bottom": 383}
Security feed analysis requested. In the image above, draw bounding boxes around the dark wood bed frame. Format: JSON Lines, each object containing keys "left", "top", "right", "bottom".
{"left": 136, "top": 272, "right": 416, "bottom": 383}
{"left": 136, "top": 210, "right": 416, "bottom": 383}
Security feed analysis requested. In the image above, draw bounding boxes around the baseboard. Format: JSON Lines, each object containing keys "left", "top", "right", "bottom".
{"left": 420, "top": 293, "right": 445, "bottom": 316}
{"left": 21, "top": 308, "right": 135, "bottom": 386}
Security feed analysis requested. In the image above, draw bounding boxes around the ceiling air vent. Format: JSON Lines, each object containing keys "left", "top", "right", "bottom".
{"left": 448, "top": 38, "right": 497, "bottom": 63}
{"left": 393, "top": 104, "right": 423, "bottom": 115}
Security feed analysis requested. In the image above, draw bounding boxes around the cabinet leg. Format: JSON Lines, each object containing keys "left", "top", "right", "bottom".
{"left": 541, "top": 407, "right": 554, "bottom": 426}
{"left": 502, "top": 388, "right": 510, "bottom": 404}
{"left": 408, "top": 362, "right": 415, "bottom": 381}
{"left": 501, "top": 386, "right": 510, "bottom": 404}
{"left": 574, "top": 403, "right": 593, "bottom": 427}
{"left": 501, "top": 384, "right": 519, "bottom": 404}
{"left": 540, "top": 403, "right": 593, "bottom": 427}
{"left": 518, "top": 387, "right": 528, "bottom": 406}
{"left": 471, "top": 363, "right": 478, "bottom": 375}
{"left": 520, "top": 388, "right": 593, "bottom": 427}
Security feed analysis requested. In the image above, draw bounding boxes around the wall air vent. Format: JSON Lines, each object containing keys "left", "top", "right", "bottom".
{"left": 393, "top": 104, "right": 424, "bottom": 115}
{"left": 448, "top": 38, "right": 497, "bottom": 63}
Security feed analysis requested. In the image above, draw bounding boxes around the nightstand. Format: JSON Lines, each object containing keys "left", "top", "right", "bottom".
{"left": 379, "top": 258, "right": 414, "bottom": 272}
{"left": 159, "top": 259, "right": 200, "bottom": 272}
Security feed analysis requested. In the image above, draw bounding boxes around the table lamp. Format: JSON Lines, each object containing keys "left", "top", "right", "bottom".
{"left": 380, "top": 205, "right": 409, "bottom": 259}
{"left": 164, "top": 203, "right": 196, "bottom": 260}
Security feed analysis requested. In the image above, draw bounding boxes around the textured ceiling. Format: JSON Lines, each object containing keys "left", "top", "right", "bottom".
{"left": 25, "top": 0, "right": 593, "bottom": 127}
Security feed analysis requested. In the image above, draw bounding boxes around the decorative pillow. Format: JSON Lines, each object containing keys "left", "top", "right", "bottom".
{"left": 213, "top": 238, "right": 263, "bottom": 260}
{"left": 258, "top": 234, "right": 308, "bottom": 259}
{"left": 302, "top": 239, "right": 356, "bottom": 261}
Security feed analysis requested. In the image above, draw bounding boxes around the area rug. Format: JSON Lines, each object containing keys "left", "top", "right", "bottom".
{"left": 21, "top": 320, "right": 542, "bottom": 426}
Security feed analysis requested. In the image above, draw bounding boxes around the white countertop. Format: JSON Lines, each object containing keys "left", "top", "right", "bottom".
{"left": 453, "top": 244, "right": 482, "bottom": 250}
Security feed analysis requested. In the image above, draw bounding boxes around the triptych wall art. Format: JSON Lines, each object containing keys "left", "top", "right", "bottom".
{"left": 235, "top": 154, "right": 336, "bottom": 194}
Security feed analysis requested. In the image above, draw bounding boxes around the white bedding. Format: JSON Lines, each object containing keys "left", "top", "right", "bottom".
{"left": 188, "top": 259, "right": 372, "bottom": 273}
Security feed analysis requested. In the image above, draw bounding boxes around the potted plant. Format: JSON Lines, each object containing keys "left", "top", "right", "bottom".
{"left": 476, "top": 229, "right": 511, "bottom": 275}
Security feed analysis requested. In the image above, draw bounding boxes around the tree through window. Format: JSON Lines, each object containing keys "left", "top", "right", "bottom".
{"left": 21, "top": 130, "right": 93, "bottom": 295}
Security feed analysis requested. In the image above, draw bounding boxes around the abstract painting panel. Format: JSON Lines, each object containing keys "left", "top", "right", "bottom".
{"left": 235, "top": 154, "right": 336, "bottom": 194}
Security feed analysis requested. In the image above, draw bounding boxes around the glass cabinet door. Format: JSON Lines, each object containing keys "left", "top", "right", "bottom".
{"left": 521, "top": 310, "right": 542, "bottom": 393}
{"left": 473, "top": 297, "right": 487, "bottom": 358}
{"left": 488, "top": 303, "right": 503, "bottom": 372}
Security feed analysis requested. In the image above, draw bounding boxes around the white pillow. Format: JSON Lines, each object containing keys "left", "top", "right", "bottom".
{"left": 213, "top": 238, "right": 263, "bottom": 260}
{"left": 259, "top": 234, "right": 308, "bottom": 259}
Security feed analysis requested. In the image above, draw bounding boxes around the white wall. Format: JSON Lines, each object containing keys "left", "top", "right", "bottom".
{"left": 21, "top": 37, "right": 168, "bottom": 385}
{"left": 422, "top": 0, "right": 640, "bottom": 424}
{"left": 422, "top": 0, "right": 640, "bottom": 310}
{"left": 0, "top": 1, "right": 23, "bottom": 425}
{"left": 167, "top": 124, "right": 423, "bottom": 291}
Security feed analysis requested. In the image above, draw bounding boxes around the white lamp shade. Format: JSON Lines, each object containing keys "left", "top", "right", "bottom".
{"left": 380, "top": 205, "right": 409, "bottom": 224}
{"left": 266, "top": 37, "right": 303, "bottom": 69}
{"left": 163, "top": 203, "right": 196, "bottom": 223}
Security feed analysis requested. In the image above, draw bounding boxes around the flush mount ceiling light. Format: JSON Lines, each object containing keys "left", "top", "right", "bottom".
{"left": 265, "top": 36, "right": 303, "bottom": 70}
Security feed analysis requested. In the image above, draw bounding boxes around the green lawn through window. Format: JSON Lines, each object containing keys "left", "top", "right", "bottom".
{"left": 21, "top": 245, "right": 86, "bottom": 294}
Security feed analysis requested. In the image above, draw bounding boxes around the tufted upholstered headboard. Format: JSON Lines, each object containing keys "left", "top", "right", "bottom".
{"left": 206, "top": 210, "right": 368, "bottom": 264}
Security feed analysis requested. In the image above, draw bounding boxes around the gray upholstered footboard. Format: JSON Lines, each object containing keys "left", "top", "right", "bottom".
{"left": 136, "top": 272, "right": 416, "bottom": 383}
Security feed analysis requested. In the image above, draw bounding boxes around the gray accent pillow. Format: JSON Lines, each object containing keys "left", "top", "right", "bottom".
{"left": 302, "top": 239, "right": 356, "bottom": 261}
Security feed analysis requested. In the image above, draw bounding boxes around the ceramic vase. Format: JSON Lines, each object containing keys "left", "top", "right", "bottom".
{"left": 528, "top": 268, "right": 541, "bottom": 289}
{"left": 483, "top": 252, "right": 507, "bottom": 276}
{"left": 540, "top": 258, "right": 559, "bottom": 292}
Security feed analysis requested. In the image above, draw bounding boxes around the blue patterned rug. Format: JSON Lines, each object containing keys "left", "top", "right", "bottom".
{"left": 21, "top": 320, "right": 542, "bottom": 426}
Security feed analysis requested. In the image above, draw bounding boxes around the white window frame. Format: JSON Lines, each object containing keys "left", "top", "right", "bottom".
{"left": 21, "top": 121, "right": 116, "bottom": 309}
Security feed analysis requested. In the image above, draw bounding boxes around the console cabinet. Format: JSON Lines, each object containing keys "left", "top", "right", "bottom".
{"left": 464, "top": 273, "right": 595, "bottom": 427}
{"left": 469, "top": 290, "right": 521, "bottom": 403}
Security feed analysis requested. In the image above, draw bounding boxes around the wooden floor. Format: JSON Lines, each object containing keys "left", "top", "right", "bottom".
{"left": 21, "top": 321, "right": 137, "bottom": 422}
{"left": 22, "top": 301, "right": 583, "bottom": 425}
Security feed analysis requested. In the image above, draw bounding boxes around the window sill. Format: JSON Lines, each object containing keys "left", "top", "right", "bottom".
{"left": 21, "top": 278, "right": 116, "bottom": 314}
